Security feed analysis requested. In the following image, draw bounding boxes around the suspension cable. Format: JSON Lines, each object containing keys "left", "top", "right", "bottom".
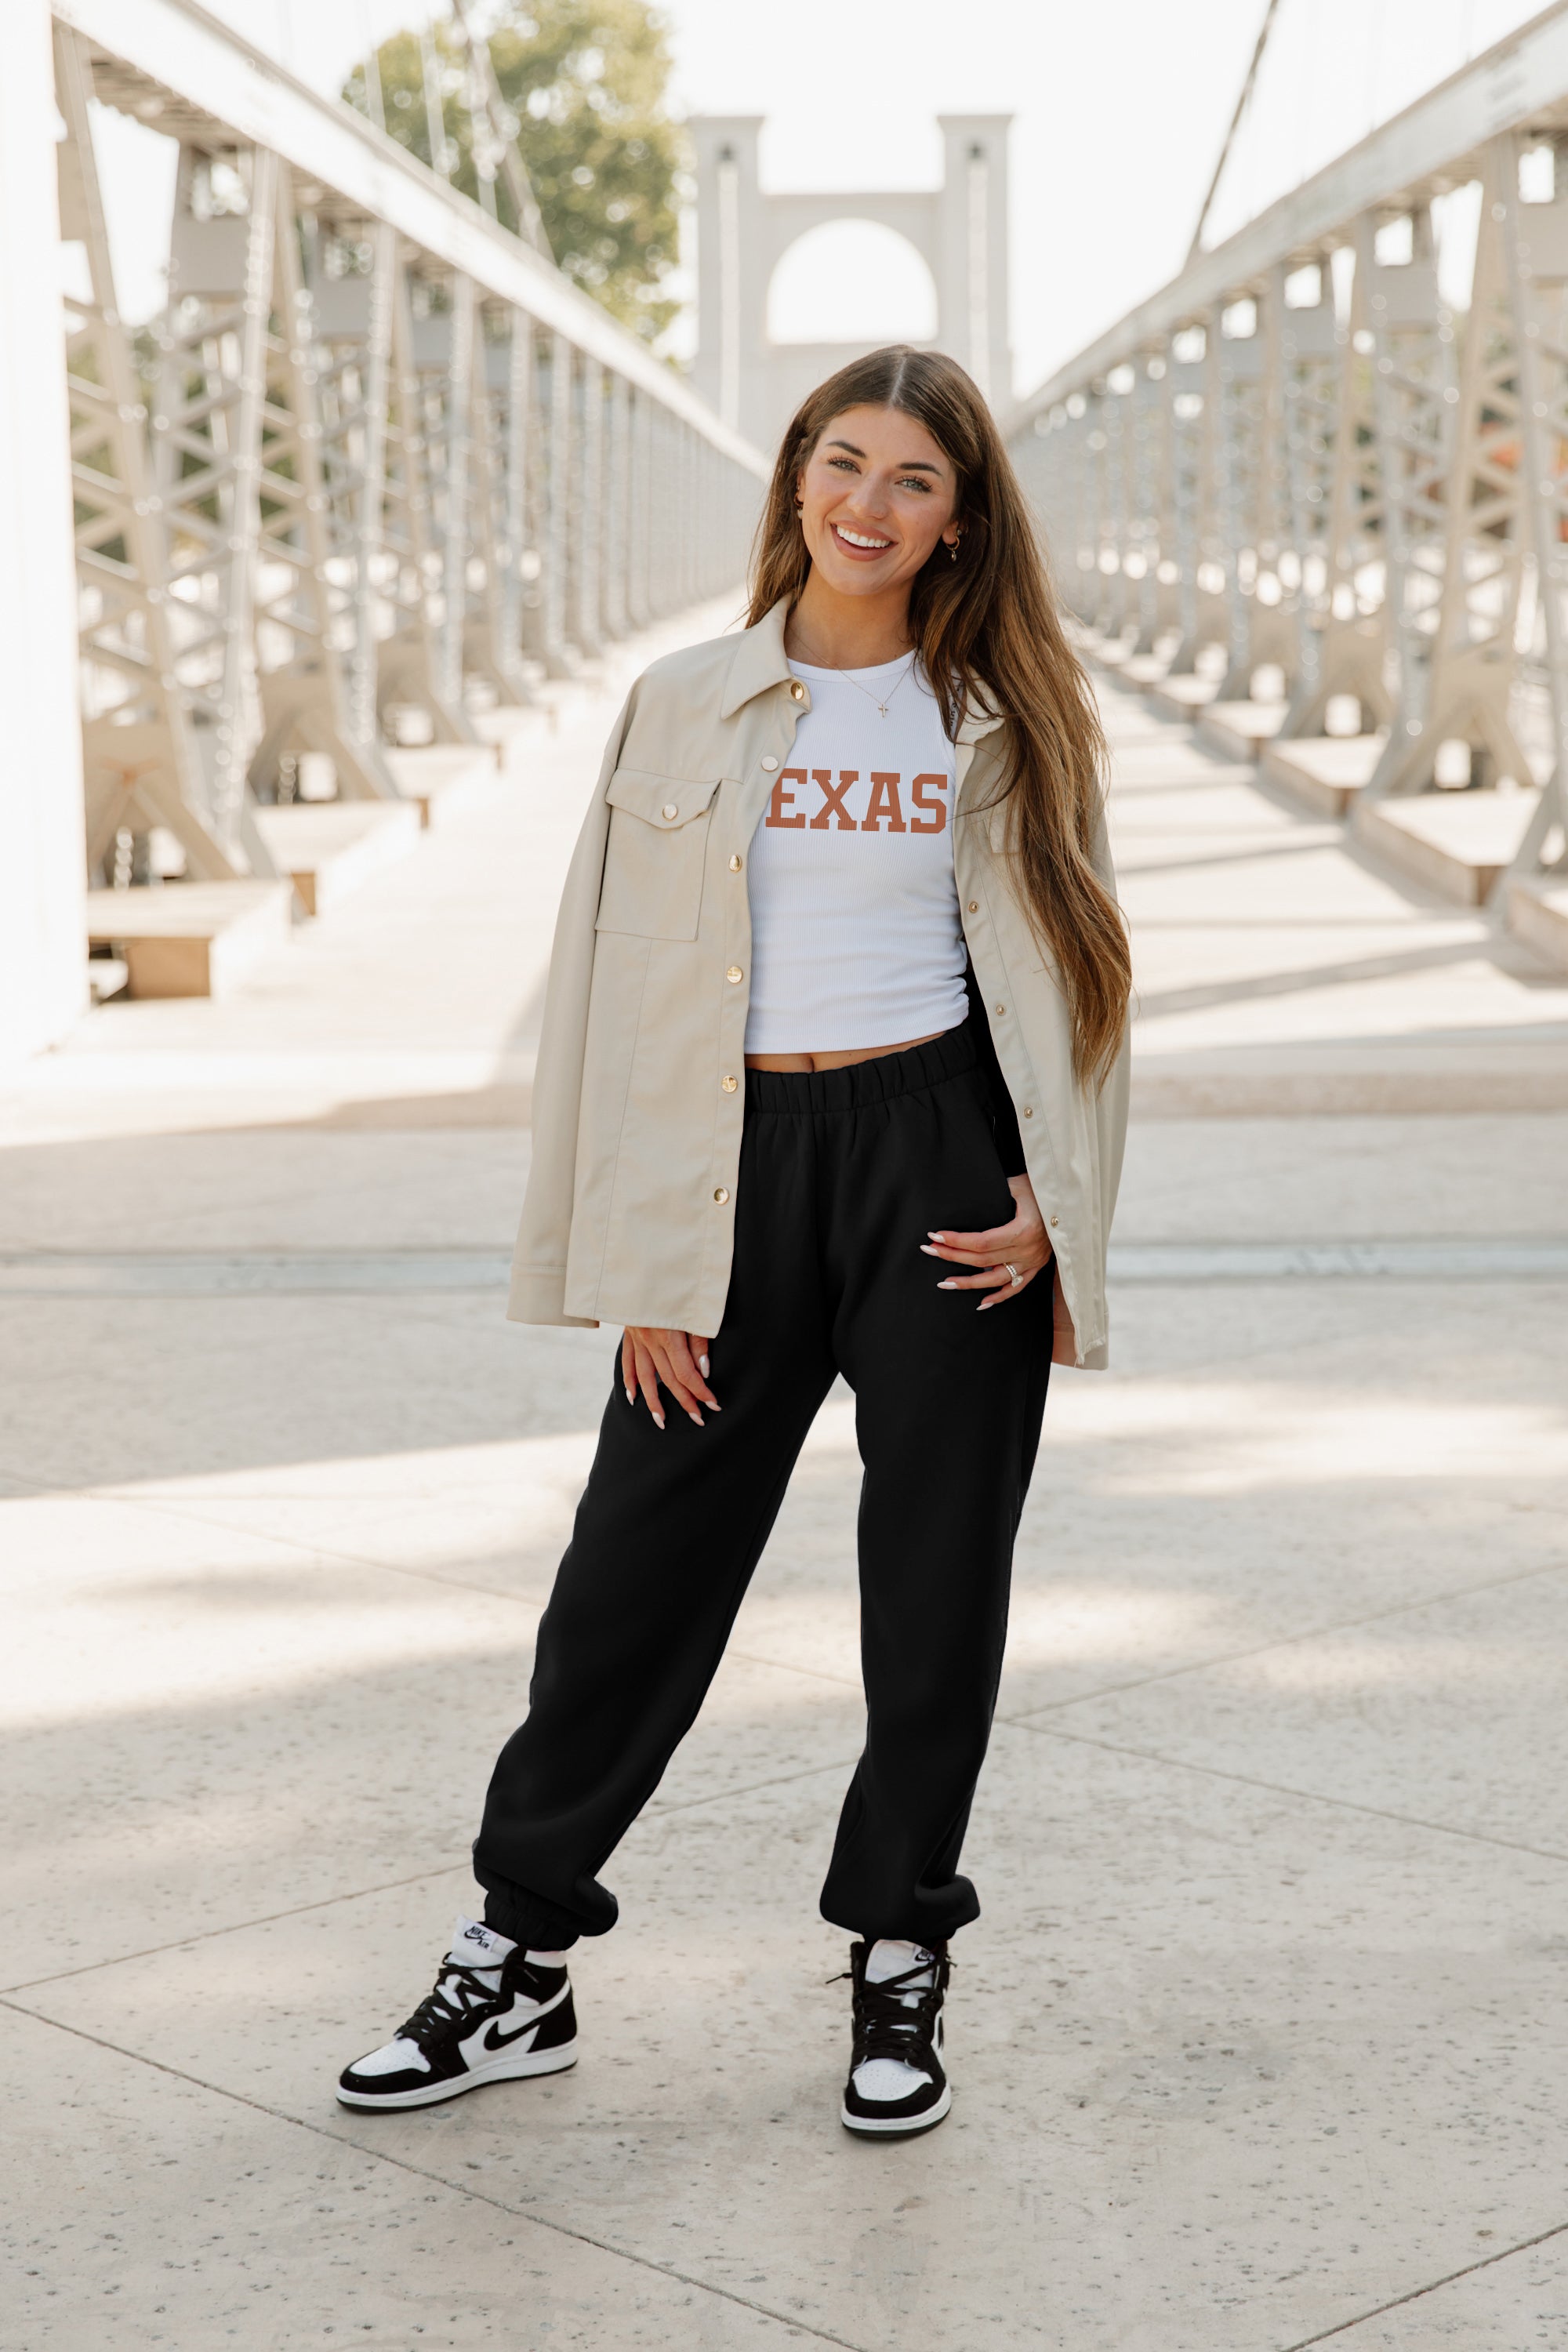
{"left": 419, "top": 16, "right": 449, "bottom": 181}
{"left": 357, "top": 0, "right": 386, "bottom": 130}
{"left": 447, "top": 0, "right": 554, "bottom": 258}
{"left": 1187, "top": 0, "right": 1287, "bottom": 263}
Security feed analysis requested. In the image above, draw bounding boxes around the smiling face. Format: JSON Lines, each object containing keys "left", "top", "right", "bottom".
{"left": 794, "top": 404, "right": 962, "bottom": 601}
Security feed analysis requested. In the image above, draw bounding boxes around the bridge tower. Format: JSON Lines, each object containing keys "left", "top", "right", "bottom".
{"left": 690, "top": 115, "right": 1012, "bottom": 452}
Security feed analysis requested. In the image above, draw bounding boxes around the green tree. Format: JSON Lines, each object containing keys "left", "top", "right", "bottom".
{"left": 350, "top": 3, "right": 684, "bottom": 345}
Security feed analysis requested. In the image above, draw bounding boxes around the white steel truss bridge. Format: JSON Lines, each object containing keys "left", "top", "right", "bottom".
{"left": 2, "top": 0, "right": 767, "bottom": 1054}
{"left": 1007, "top": 2, "right": 1568, "bottom": 957}
{"left": 12, "top": 4, "right": 1568, "bottom": 1056}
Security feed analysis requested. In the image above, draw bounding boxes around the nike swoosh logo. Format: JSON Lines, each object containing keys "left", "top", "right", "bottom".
{"left": 483, "top": 2016, "right": 539, "bottom": 2053}
{"left": 471, "top": 1980, "right": 568, "bottom": 2056}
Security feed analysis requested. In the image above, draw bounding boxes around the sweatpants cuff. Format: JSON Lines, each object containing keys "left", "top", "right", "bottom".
{"left": 474, "top": 1860, "right": 584, "bottom": 1952}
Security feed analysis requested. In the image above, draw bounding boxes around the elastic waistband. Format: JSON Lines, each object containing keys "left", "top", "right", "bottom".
{"left": 743, "top": 1018, "right": 978, "bottom": 1116}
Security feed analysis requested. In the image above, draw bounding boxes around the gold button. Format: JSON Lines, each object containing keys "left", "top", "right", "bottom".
{"left": 726, "top": 964, "right": 743, "bottom": 983}
{"left": 721, "top": 1074, "right": 738, "bottom": 1092}
{"left": 761, "top": 756, "right": 779, "bottom": 772}
{"left": 662, "top": 801, "right": 679, "bottom": 821}
{"left": 994, "top": 1003, "right": 1006, "bottom": 1017}
{"left": 728, "top": 853, "right": 743, "bottom": 872}
{"left": 1050, "top": 1214, "right": 1059, "bottom": 1228}
{"left": 789, "top": 681, "right": 804, "bottom": 701}
{"left": 967, "top": 900, "right": 978, "bottom": 913}
{"left": 1023, "top": 1105, "right": 1033, "bottom": 1118}
{"left": 713, "top": 1186, "right": 730, "bottom": 1204}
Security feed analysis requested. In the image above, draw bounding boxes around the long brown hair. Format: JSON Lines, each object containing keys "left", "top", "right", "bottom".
{"left": 747, "top": 347, "right": 1130, "bottom": 1087}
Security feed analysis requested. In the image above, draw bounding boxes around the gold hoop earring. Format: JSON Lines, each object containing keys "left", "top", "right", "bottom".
{"left": 947, "top": 537, "right": 960, "bottom": 563}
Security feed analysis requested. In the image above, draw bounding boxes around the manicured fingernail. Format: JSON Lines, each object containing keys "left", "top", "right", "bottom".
{"left": 938, "top": 1279, "right": 956, "bottom": 1290}
{"left": 625, "top": 1385, "right": 635, "bottom": 1406}
{"left": 698, "top": 1354, "right": 710, "bottom": 1377}
{"left": 927, "top": 1231, "right": 944, "bottom": 1242}
{"left": 652, "top": 1412, "right": 665, "bottom": 1429}
{"left": 689, "top": 1410, "right": 705, "bottom": 1427}
{"left": 919, "top": 1243, "right": 940, "bottom": 1256}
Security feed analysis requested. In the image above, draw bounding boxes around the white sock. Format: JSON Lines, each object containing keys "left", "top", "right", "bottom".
{"left": 454, "top": 1919, "right": 568, "bottom": 1975}
{"left": 864, "top": 1938, "right": 931, "bottom": 1987}
{"left": 854, "top": 1939, "right": 938, "bottom": 2101}
{"left": 449, "top": 1915, "right": 511, "bottom": 1990}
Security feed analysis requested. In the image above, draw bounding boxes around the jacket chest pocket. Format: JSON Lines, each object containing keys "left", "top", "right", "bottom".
{"left": 594, "top": 769, "right": 721, "bottom": 942}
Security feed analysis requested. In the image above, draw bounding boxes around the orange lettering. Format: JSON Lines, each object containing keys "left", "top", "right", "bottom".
{"left": 811, "top": 768, "right": 858, "bottom": 829}
{"left": 862, "top": 772, "right": 907, "bottom": 833}
{"left": 909, "top": 772, "right": 948, "bottom": 834}
{"left": 765, "top": 768, "right": 806, "bottom": 827}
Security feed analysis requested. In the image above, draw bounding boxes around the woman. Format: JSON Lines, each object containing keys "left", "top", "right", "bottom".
{"left": 338, "top": 346, "right": 1131, "bottom": 2140}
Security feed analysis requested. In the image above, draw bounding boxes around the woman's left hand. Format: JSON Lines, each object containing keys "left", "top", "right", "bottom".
{"left": 921, "top": 1174, "right": 1053, "bottom": 1312}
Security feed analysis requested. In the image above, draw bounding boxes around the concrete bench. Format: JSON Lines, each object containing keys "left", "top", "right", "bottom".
{"left": 1353, "top": 789, "right": 1541, "bottom": 905}
{"left": 1263, "top": 735, "right": 1385, "bottom": 818}
{"left": 1507, "top": 877, "right": 1568, "bottom": 972}
{"left": 87, "top": 956, "right": 128, "bottom": 1005}
{"left": 254, "top": 801, "right": 421, "bottom": 919}
{"left": 474, "top": 706, "right": 546, "bottom": 775}
{"left": 1196, "top": 700, "right": 1287, "bottom": 763}
{"left": 85, "top": 880, "right": 292, "bottom": 999}
{"left": 1145, "top": 673, "right": 1221, "bottom": 722}
{"left": 384, "top": 746, "right": 498, "bottom": 829}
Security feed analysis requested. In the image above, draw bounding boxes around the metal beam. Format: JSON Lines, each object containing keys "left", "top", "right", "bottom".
{"left": 1013, "top": 25, "right": 1568, "bottom": 905}
{"left": 1008, "top": 0, "right": 1568, "bottom": 424}
{"left": 50, "top": 0, "right": 768, "bottom": 477}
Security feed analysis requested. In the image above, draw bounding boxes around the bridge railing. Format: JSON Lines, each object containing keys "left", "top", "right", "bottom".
{"left": 51, "top": 0, "right": 768, "bottom": 890}
{"left": 1006, "top": 3, "right": 1568, "bottom": 910}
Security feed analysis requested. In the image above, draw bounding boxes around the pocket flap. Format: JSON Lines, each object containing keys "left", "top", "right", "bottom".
{"left": 604, "top": 768, "right": 720, "bottom": 829}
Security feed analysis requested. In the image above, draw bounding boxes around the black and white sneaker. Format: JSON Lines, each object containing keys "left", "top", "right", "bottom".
{"left": 839, "top": 1938, "right": 952, "bottom": 2138}
{"left": 337, "top": 1916, "right": 577, "bottom": 2111}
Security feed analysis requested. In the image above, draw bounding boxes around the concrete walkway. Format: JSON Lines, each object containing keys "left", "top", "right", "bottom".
{"left": 3, "top": 621, "right": 1568, "bottom": 2350}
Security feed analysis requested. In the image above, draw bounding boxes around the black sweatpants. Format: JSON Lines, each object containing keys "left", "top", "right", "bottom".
{"left": 474, "top": 1019, "right": 1052, "bottom": 1951}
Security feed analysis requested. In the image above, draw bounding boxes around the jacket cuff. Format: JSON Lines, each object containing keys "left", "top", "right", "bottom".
{"left": 506, "top": 1265, "right": 599, "bottom": 1328}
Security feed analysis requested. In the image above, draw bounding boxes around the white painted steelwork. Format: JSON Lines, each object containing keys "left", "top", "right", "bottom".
{"left": 690, "top": 113, "right": 1011, "bottom": 452}
{"left": 42, "top": 0, "right": 765, "bottom": 897}
{"left": 1011, "top": 2, "right": 1568, "bottom": 897}
{"left": 53, "top": 0, "right": 754, "bottom": 449}
{"left": 2, "top": 0, "right": 87, "bottom": 1059}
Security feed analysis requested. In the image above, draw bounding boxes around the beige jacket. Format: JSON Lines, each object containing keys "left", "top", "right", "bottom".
{"left": 508, "top": 599, "right": 1131, "bottom": 1367}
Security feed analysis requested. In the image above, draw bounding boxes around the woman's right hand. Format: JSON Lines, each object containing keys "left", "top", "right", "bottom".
{"left": 622, "top": 1327, "right": 718, "bottom": 1429}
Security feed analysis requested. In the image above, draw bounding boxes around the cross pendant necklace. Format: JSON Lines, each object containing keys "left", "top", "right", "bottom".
{"left": 833, "top": 653, "right": 916, "bottom": 720}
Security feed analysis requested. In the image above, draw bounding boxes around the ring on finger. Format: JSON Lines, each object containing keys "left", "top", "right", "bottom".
{"left": 1004, "top": 1261, "right": 1022, "bottom": 1287}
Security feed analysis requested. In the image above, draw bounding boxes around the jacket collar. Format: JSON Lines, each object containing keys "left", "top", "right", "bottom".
{"left": 719, "top": 593, "right": 1005, "bottom": 745}
{"left": 720, "top": 598, "right": 792, "bottom": 719}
